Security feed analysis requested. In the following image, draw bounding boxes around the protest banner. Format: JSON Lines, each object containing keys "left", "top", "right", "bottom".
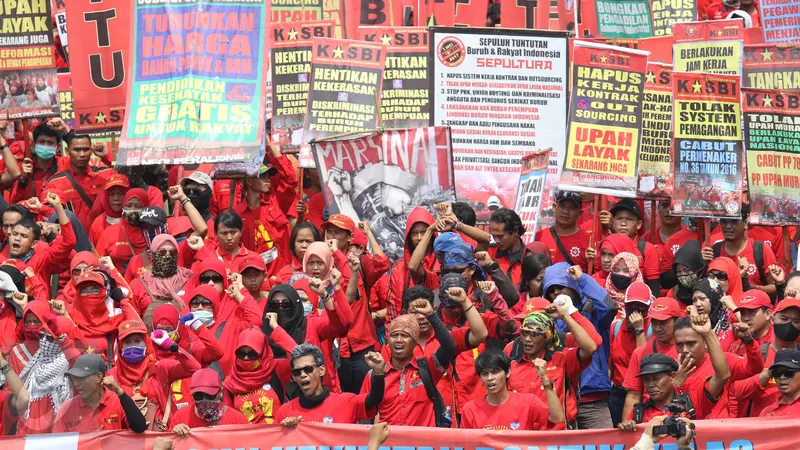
{"left": 419, "top": 0, "right": 456, "bottom": 27}
{"left": 431, "top": 27, "right": 568, "bottom": 226}
{"left": 0, "top": 0, "right": 59, "bottom": 119}
{"left": 270, "top": 20, "right": 335, "bottom": 150}
{"left": 313, "top": 127, "right": 455, "bottom": 261}
{"left": 272, "top": 0, "right": 324, "bottom": 23}
{"left": 760, "top": 0, "right": 800, "bottom": 43}
{"left": 559, "top": 41, "right": 648, "bottom": 198}
{"left": 515, "top": 149, "right": 550, "bottom": 244}
{"left": 58, "top": 72, "right": 73, "bottom": 129}
{"left": 454, "top": 0, "right": 489, "bottom": 26}
{"left": 578, "top": 0, "right": 653, "bottom": 39}
{"left": 54, "top": 0, "right": 67, "bottom": 46}
{"left": 302, "top": 38, "right": 386, "bottom": 143}
{"left": 118, "top": 0, "right": 269, "bottom": 166}
{"left": 743, "top": 43, "right": 800, "bottom": 90}
{"left": 343, "top": 0, "right": 407, "bottom": 38}
{"left": 673, "top": 20, "right": 744, "bottom": 75}
{"left": 583, "top": 36, "right": 673, "bottom": 64}
{"left": 359, "top": 27, "right": 430, "bottom": 129}
{"left": 638, "top": 62, "right": 673, "bottom": 197}
{"left": 650, "top": 0, "right": 696, "bottom": 36}
{"left": 65, "top": 0, "right": 129, "bottom": 131}
{"left": 500, "top": 0, "right": 552, "bottom": 29}
{"left": 743, "top": 89, "right": 800, "bottom": 225}
{"left": 671, "top": 72, "right": 743, "bottom": 217}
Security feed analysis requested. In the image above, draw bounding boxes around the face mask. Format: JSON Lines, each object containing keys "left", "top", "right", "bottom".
{"left": 610, "top": 273, "right": 633, "bottom": 290}
{"left": 24, "top": 323, "right": 41, "bottom": 339}
{"left": 151, "top": 251, "right": 178, "bottom": 278}
{"left": 34, "top": 144, "right": 57, "bottom": 160}
{"left": 122, "top": 209, "right": 141, "bottom": 226}
{"left": 196, "top": 399, "right": 224, "bottom": 423}
{"left": 193, "top": 310, "right": 214, "bottom": 327}
{"left": 121, "top": 345, "right": 147, "bottom": 364}
{"left": 303, "top": 302, "right": 313, "bottom": 316}
{"left": 677, "top": 274, "right": 698, "bottom": 288}
{"left": 188, "top": 189, "right": 212, "bottom": 211}
{"left": 774, "top": 322, "right": 800, "bottom": 342}
{"left": 236, "top": 358, "right": 261, "bottom": 372}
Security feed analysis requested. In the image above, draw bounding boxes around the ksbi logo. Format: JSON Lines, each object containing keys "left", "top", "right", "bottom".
{"left": 79, "top": 110, "right": 123, "bottom": 128}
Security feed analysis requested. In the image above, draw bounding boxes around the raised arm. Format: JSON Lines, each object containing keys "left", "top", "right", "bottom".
{"left": 168, "top": 185, "right": 208, "bottom": 238}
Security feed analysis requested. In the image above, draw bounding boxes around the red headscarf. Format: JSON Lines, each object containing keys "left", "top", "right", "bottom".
{"left": 12, "top": 301, "right": 51, "bottom": 356}
{"left": 114, "top": 319, "right": 157, "bottom": 389}
{"left": 185, "top": 284, "right": 222, "bottom": 333}
{"left": 709, "top": 257, "right": 744, "bottom": 305}
{"left": 596, "top": 234, "right": 637, "bottom": 280}
{"left": 122, "top": 188, "right": 150, "bottom": 253}
{"left": 71, "top": 274, "right": 122, "bottom": 338}
{"left": 103, "top": 174, "right": 130, "bottom": 220}
{"left": 292, "top": 277, "right": 319, "bottom": 317}
{"left": 151, "top": 304, "right": 190, "bottom": 360}
{"left": 60, "top": 252, "right": 99, "bottom": 306}
{"left": 221, "top": 326, "right": 276, "bottom": 395}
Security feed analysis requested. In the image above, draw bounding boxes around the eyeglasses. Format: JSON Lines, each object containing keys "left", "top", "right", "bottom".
{"left": 79, "top": 286, "right": 102, "bottom": 295}
{"left": 708, "top": 271, "right": 729, "bottom": 282}
{"left": 189, "top": 297, "right": 212, "bottom": 307}
{"left": 236, "top": 349, "right": 259, "bottom": 360}
{"left": 291, "top": 365, "right": 317, "bottom": 377}
{"left": 155, "top": 249, "right": 177, "bottom": 257}
{"left": 269, "top": 300, "right": 292, "bottom": 310}
{"left": 772, "top": 368, "right": 799, "bottom": 379}
{"left": 200, "top": 274, "right": 224, "bottom": 284}
{"left": 192, "top": 392, "right": 218, "bottom": 402}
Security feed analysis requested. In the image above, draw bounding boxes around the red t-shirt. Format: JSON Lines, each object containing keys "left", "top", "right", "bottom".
{"left": 659, "top": 228, "right": 702, "bottom": 274}
{"left": 761, "top": 395, "right": 800, "bottom": 417}
{"left": 461, "top": 391, "right": 557, "bottom": 430}
{"left": 52, "top": 389, "right": 128, "bottom": 433}
{"left": 623, "top": 340, "right": 678, "bottom": 393}
{"left": 719, "top": 238, "right": 778, "bottom": 287}
{"left": 168, "top": 403, "right": 250, "bottom": 429}
{"left": 750, "top": 226, "right": 784, "bottom": 266}
{"left": 535, "top": 227, "right": 590, "bottom": 271}
{"left": 275, "top": 392, "right": 370, "bottom": 424}
{"left": 224, "top": 385, "right": 282, "bottom": 424}
{"left": 609, "top": 318, "right": 651, "bottom": 387}
{"left": 729, "top": 344, "right": 781, "bottom": 418}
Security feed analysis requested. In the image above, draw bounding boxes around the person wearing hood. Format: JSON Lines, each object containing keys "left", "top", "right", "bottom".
{"left": 129, "top": 234, "right": 193, "bottom": 327}
{"left": 12, "top": 311, "right": 81, "bottom": 435}
{"left": 541, "top": 262, "right": 617, "bottom": 429}
{"left": 264, "top": 274, "right": 353, "bottom": 395}
{"left": 66, "top": 271, "right": 133, "bottom": 359}
{"left": 95, "top": 188, "right": 150, "bottom": 273}
{"left": 6, "top": 301, "right": 50, "bottom": 376}
{"left": 667, "top": 240, "right": 706, "bottom": 309}
{"left": 55, "top": 252, "right": 99, "bottom": 306}
{"left": 107, "top": 317, "right": 201, "bottom": 429}
{"left": 587, "top": 234, "right": 636, "bottom": 286}
{"left": 88, "top": 174, "right": 130, "bottom": 245}
{"left": 691, "top": 278, "right": 739, "bottom": 349}
{"left": 276, "top": 221, "right": 321, "bottom": 284}
{"left": 222, "top": 326, "right": 294, "bottom": 424}
{"left": 168, "top": 368, "right": 249, "bottom": 435}
{"left": 505, "top": 302, "right": 600, "bottom": 429}
{"left": 386, "top": 207, "right": 439, "bottom": 323}
{"left": 605, "top": 252, "right": 645, "bottom": 315}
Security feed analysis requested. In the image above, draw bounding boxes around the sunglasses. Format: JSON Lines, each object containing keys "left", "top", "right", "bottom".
{"left": 269, "top": 300, "right": 292, "bottom": 310}
{"left": 291, "top": 365, "right": 317, "bottom": 377}
{"left": 772, "top": 368, "right": 799, "bottom": 379}
{"left": 184, "top": 188, "right": 204, "bottom": 197}
{"left": 192, "top": 392, "right": 218, "bottom": 402}
{"left": 708, "top": 271, "right": 729, "bottom": 281}
{"left": 71, "top": 267, "right": 87, "bottom": 277}
{"left": 719, "top": 219, "right": 740, "bottom": 227}
{"left": 236, "top": 349, "right": 259, "bottom": 360}
{"left": 200, "top": 274, "right": 224, "bottom": 284}
{"left": 189, "top": 297, "right": 212, "bottom": 307}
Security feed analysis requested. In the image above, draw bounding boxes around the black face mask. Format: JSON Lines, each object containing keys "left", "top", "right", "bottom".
{"left": 188, "top": 189, "right": 212, "bottom": 211}
{"left": 610, "top": 273, "right": 633, "bottom": 290}
{"left": 774, "top": 322, "right": 800, "bottom": 342}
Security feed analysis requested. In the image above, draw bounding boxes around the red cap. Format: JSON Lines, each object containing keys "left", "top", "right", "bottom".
{"left": 775, "top": 297, "right": 800, "bottom": 313}
{"left": 321, "top": 214, "right": 355, "bottom": 234}
{"left": 514, "top": 297, "right": 551, "bottom": 319}
{"left": 75, "top": 271, "right": 105, "bottom": 288}
{"left": 117, "top": 319, "right": 147, "bottom": 340}
{"left": 105, "top": 174, "right": 130, "bottom": 190}
{"left": 526, "top": 242, "right": 551, "bottom": 256}
{"left": 238, "top": 254, "right": 266, "bottom": 273}
{"left": 625, "top": 282, "right": 653, "bottom": 305}
{"left": 351, "top": 228, "right": 368, "bottom": 247}
{"left": 735, "top": 290, "right": 772, "bottom": 312}
{"left": 649, "top": 297, "right": 682, "bottom": 320}
{"left": 190, "top": 368, "right": 222, "bottom": 395}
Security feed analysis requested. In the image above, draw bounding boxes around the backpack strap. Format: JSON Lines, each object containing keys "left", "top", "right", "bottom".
{"left": 637, "top": 238, "right": 647, "bottom": 264}
{"left": 754, "top": 240, "right": 766, "bottom": 285}
{"left": 416, "top": 357, "right": 449, "bottom": 428}
{"left": 613, "top": 320, "right": 622, "bottom": 339}
{"left": 550, "top": 226, "right": 576, "bottom": 266}
{"left": 713, "top": 241, "right": 723, "bottom": 258}
{"left": 647, "top": 323, "right": 652, "bottom": 340}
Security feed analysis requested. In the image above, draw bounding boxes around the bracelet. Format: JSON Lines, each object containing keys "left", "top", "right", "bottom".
{"left": 542, "top": 381, "right": 555, "bottom": 390}
{"left": 180, "top": 197, "right": 191, "bottom": 206}
{"left": 0, "top": 363, "right": 11, "bottom": 375}
{"left": 464, "top": 304, "right": 475, "bottom": 313}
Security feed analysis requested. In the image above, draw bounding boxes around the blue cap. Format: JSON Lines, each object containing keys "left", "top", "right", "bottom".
{"left": 434, "top": 232, "right": 464, "bottom": 255}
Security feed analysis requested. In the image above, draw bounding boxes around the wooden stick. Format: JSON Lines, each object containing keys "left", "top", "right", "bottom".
{"left": 783, "top": 225, "right": 792, "bottom": 271}
{"left": 703, "top": 219, "right": 711, "bottom": 247}
{"left": 587, "top": 194, "right": 599, "bottom": 275}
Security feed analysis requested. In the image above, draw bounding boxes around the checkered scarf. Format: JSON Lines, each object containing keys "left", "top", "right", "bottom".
{"left": 19, "top": 336, "right": 72, "bottom": 418}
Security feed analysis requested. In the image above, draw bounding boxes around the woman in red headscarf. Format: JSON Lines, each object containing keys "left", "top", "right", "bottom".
{"left": 590, "top": 234, "right": 637, "bottom": 285}
{"left": 7, "top": 301, "right": 50, "bottom": 375}
{"left": 69, "top": 271, "right": 132, "bottom": 360}
{"left": 222, "top": 326, "right": 294, "bottom": 424}
{"left": 89, "top": 174, "right": 130, "bottom": 246}
{"left": 54, "top": 252, "right": 98, "bottom": 306}
{"left": 95, "top": 188, "right": 150, "bottom": 273}
{"left": 107, "top": 317, "right": 201, "bottom": 431}
{"left": 708, "top": 256, "right": 745, "bottom": 305}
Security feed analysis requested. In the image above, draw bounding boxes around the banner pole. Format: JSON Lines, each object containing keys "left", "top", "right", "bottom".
{"left": 587, "top": 194, "right": 599, "bottom": 275}
{"left": 703, "top": 219, "right": 711, "bottom": 248}
{"left": 783, "top": 225, "right": 792, "bottom": 271}
{"left": 22, "top": 120, "right": 30, "bottom": 159}
{"left": 650, "top": 200, "right": 658, "bottom": 244}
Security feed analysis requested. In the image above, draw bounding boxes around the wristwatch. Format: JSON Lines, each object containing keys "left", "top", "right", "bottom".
{"left": 633, "top": 328, "right": 645, "bottom": 336}
{"left": 0, "top": 363, "right": 11, "bottom": 375}
{"left": 542, "top": 381, "right": 555, "bottom": 390}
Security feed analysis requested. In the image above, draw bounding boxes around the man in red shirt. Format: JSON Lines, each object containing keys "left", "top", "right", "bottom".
{"left": 170, "top": 368, "right": 249, "bottom": 435}
{"left": 728, "top": 290, "right": 774, "bottom": 355}
{"left": 195, "top": 211, "right": 255, "bottom": 274}
{"left": 53, "top": 354, "right": 146, "bottom": 433}
{"left": 487, "top": 208, "right": 528, "bottom": 287}
{"left": 277, "top": 343, "right": 385, "bottom": 425}
{"left": 761, "top": 349, "right": 800, "bottom": 417}
{"left": 609, "top": 199, "right": 660, "bottom": 294}
{"left": 462, "top": 349, "right": 563, "bottom": 430}
{"left": 535, "top": 191, "right": 590, "bottom": 271}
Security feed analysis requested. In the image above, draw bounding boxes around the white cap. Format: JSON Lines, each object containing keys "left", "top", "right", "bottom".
{"left": 181, "top": 171, "right": 213, "bottom": 189}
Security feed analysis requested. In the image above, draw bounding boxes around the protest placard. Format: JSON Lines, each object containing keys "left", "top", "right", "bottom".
{"left": 454, "top": 0, "right": 489, "bottom": 26}
{"left": 118, "top": 1, "right": 269, "bottom": 166}
{"left": 579, "top": 0, "right": 653, "bottom": 39}
{"left": 272, "top": 0, "right": 324, "bottom": 23}
{"left": 673, "top": 20, "right": 744, "bottom": 75}
{"left": 0, "top": 0, "right": 59, "bottom": 119}
{"left": 651, "top": 0, "right": 696, "bottom": 36}
{"left": 270, "top": 20, "right": 335, "bottom": 150}
{"left": 743, "top": 44, "right": 800, "bottom": 90}
{"left": 430, "top": 27, "right": 569, "bottom": 226}
{"left": 515, "top": 149, "right": 550, "bottom": 244}
{"left": 344, "top": 0, "right": 407, "bottom": 38}
{"left": 760, "top": 0, "right": 800, "bottom": 43}
{"left": 313, "top": 127, "right": 455, "bottom": 261}
{"left": 639, "top": 62, "right": 673, "bottom": 197}
{"left": 65, "top": 0, "right": 128, "bottom": 130}
{"left": 671, "top": 72, "right": 743, "bottom": 217}
{"left": 359, "top": 27, "right": 430, "bottom": 129}
{"left": 559, "top": 41, "right": 648, "bottom": 198}
{"left": 58, "top": 72, "right": 73, "bottom": 129}
{"left": 743, "top": 89, "right": 800, "bottom": 225}
{"left": 54, "top": 0, "right": 67, "bottom": 46}
{"left": 302, "top": 38, "right": 386, "bottom": 143}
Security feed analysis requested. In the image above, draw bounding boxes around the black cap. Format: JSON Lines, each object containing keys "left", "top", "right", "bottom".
{"left": 139, "top": 206, "right": 167, "bottom": 226}
{"left": 610, "top": 198, "right": 642, "bottom": 220}
{"left": 65, "top": 354, "right": 106, "bottom": 377}
{"left": 770, "top": 349, "right": 800, "bottom": 371}
{"left": 554, "top": 190, "right": 582, "bottom": 208}
{"left": 636, "top": 353, "right": 678, "bottom": 377}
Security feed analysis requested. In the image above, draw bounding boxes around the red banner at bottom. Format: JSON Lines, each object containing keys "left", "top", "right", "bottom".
{"left": 3, "top": 418, "right": 796, "bottom": 450}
